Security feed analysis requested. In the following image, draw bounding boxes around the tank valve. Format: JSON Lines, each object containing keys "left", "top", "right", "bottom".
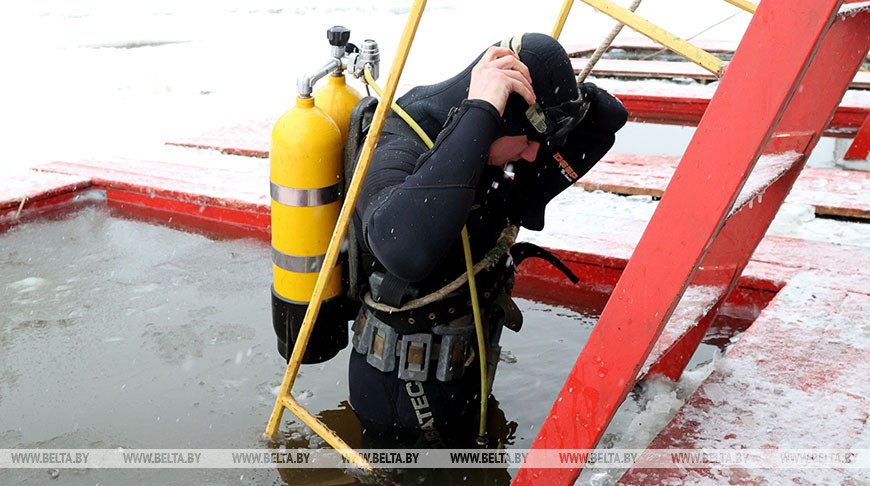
{"left": 327, "top": 25, "right": 351, "bottom": 58}
{"left": 296, "top": 26, "right": 379, "bottom": 98}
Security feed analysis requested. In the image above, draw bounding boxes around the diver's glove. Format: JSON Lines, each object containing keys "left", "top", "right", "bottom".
{"left": 507, "top": 83, "right": 628, "bottom": 231}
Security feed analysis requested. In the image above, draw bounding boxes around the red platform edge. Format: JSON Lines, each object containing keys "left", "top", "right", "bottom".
{"left": 4, "top": 162, "right": 787, "bottom": 303}
{"left": 844, "top": 105, "right": 870, "bottom": 160}
{"left": 10, "top": 157, "right": 869, "bottom": 306}
{"left": 618, "top": 284, "right": 870, "bottom": 485}
{"left": 163, "top": 94, "right": 870, "bottom": 158}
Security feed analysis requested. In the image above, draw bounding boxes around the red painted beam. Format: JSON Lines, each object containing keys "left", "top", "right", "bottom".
{"left": 611, "top": 90, "right": 869, "bottom": 137}
{"left": 641, "top": 155, "right": 803, "bottom": 381}
{"left": 639, "top": 0, "right": 870, "bottom": 477}
{"left": 844, "top": 106, "right": 870, "bottom": 159}
{"left": 647, "top": 0, "right": 870, "bottom": 442}
{"left": 643, "top": 304, "right": 720, "bottom": 380}
{"left": 586, "top": 6, "right": 870, "bottom": 383}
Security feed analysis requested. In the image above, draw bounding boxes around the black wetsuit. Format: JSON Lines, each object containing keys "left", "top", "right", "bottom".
{"left": 347, "top": 33, "right": 627, "bottom": 445}
{"left": 349, "top": 99, "right": 511, "bottom": 445}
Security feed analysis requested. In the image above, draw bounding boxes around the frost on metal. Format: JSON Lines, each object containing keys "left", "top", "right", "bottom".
{"left": 640, "top": 284, "right": 726, "bottom": 377}
{"left": 729, "top": 151, "right": 801, "bottom": 217}
{"left": 839, "top": 1, "right": 870, "bottom": 17}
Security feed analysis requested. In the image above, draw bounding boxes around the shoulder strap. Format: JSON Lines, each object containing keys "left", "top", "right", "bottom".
{"left": 345, "top": 96, "right": 379, "bottom": 301}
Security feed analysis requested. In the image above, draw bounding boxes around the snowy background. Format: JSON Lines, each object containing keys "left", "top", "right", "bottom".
{"left": 0, "top": 0, "right": 759, "bottom": 177}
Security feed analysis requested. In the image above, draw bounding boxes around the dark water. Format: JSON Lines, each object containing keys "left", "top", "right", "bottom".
{"left": 0, "top": 207, "right": 619, "bottom": 485}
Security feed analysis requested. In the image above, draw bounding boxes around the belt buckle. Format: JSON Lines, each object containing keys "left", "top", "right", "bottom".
{"left": 366, "top": 314, "right": 397, "bottom": 373}
{"left": 397, "top": 333, "right": 432, "bottom": 381}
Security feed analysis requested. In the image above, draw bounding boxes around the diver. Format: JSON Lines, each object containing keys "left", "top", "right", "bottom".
{"left": 345, "top": 33, "right": 628, "bottom": 446}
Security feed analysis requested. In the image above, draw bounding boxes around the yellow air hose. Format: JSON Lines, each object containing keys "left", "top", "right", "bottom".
{"left": 364, "top": 69, "right": 490, "bottom": 444}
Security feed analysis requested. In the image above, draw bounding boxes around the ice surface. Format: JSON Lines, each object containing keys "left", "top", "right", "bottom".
{"left": 625, "top": 272, "right": 870, "bottom": 484}
{"left": 576, "top": 360, "right": 720, "bottom": 485}
{"left": 5, "top": 277, "right": 49, "bottom": 293}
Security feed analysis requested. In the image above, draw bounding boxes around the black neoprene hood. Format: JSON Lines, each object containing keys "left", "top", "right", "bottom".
{"left": 392, "top": 33, "right": 580, "bottom": 141}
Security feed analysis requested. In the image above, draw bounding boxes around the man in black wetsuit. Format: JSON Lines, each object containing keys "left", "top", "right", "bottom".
{"left": 348, "top": 33, "right": 627, "bottom": 445}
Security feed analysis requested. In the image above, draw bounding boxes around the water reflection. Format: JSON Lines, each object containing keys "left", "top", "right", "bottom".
{"left": 270, "top": 399, "right": 515, "bottom": 485}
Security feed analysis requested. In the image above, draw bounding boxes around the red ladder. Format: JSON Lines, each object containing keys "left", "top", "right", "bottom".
{"left": 513, "top": 1, "right": 870, "bottom": 483}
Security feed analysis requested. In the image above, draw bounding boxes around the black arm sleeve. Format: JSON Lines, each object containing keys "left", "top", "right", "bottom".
{"left": 357, "top": 99, "right": 502, "bottom": 282}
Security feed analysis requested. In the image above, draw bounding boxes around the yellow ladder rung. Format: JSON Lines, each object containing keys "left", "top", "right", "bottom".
{"left": 579, "top": 0, "right": 725, "bottom": 75}
{"left": 279, "top": 396, "right": 373, "bottom": 470}
{"left": 722, "top": 0, "right": 757, "bottom": 14}
{"left": 552, "top": 0, "right": 575, "bottom": 39}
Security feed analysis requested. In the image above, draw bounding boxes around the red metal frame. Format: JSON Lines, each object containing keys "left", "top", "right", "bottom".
{"left": 513, "top": 1, "right": 870, "bottom": 484}
{"left": 641, "top": 156, "right": 803, "bottom": 380}
{"left": 0, "top": 191, "right": 83, "bottom": 232}
{"left": 611, "top": 90, "right": 869, "bottom": 137}
{"left": 844, "top": 110, "right": 870, "bottom": 159}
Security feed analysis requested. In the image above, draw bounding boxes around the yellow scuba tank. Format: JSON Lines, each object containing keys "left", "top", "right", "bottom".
{"left": 314, "top": 74, "right": 362, "bottom": 144}
{"left": 270, "top": 26, "right": 367, "bottom": 364}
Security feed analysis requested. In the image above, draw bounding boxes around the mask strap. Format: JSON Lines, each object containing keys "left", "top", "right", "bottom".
{"left": 499, "top": 33, "right": 525, "bottom": 56}
{"left": 501, "top": 34, "right": 551, "bottom": 138}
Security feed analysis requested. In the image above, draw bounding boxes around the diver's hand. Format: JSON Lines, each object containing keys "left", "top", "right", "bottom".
{"left": 468, "top": 46, "right": 536, "bottom": 116}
